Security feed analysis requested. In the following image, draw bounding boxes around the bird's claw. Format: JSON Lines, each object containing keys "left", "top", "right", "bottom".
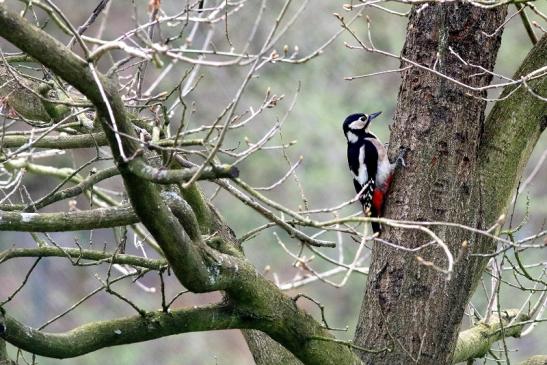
{"left": 396, "top": 146, "right": 409, "bottom": 168}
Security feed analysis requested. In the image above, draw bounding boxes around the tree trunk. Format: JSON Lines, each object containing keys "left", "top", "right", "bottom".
{"left": 354, "top": 5, "right": 510, "bottom": 364}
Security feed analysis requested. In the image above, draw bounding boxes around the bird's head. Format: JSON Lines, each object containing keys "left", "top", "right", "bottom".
{"left": 342, "top": 111, "right": 382, "bottom": 142}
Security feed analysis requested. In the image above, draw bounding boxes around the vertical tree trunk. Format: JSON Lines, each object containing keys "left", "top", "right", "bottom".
{"left": 354, "top": 5, "right": 508, "bottom": 364}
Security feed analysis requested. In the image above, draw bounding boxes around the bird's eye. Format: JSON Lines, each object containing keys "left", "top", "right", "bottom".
{"left": 360, "top": 115, "right": 367, "bottom": 121}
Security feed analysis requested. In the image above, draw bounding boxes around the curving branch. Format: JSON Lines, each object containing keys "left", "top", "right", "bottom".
{"left": 478, "top": 34, "right": 547, "bottom": 241}
{"left": 0, "top": 305, "right": 530, "bottom": 362}
{"left": 0, "top": 305, "right": 243, "bottom": 359}
{"left": 0, "top": 162, "right": 236, "bottom": 213}
{"left": 27, "top": 166, "right": 120, "bottom": 211}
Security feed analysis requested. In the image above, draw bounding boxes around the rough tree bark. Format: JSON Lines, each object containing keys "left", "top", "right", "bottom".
{"left": 354, "top": 4, "right": 546, "bottom": 365}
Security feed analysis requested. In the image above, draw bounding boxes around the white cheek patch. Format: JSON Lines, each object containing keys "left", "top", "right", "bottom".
{"left": 348, "top": 120, "right": 366, "bottom": 130}
{"left": 346, "top": 131, "right": 358, "bottom": 143}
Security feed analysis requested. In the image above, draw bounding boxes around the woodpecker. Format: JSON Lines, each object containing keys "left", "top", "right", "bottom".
{"left": 343, "top": 112, "right": 406, "bottom": 234}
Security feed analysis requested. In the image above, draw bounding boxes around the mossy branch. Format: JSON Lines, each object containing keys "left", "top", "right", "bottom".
{"left": 0, "top": 305, "right": 243, "bottom": 359}
{"left": 0, "top": 205, "right": 138, "bottom": 231}
{"left": 180, "top": 183, "right": 213, "bottom": 234}
{"left": 479, "top": 34, "right": 547, "bottom": 230}
{"left": 453, "top": 309, "right": 530, "bottom": 363}
{"left": 1, "top": 132, "right": 109, "bottom": 149}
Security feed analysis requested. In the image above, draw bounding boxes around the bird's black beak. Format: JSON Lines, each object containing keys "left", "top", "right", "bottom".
{"left": 368, "top": 111, "right": 382, "bottom": 122}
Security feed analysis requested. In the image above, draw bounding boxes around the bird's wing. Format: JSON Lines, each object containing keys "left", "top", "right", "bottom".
{"left": 348, "top": 140, "right": 378, "bottom": 204}
{"left": 347, "top": 142, "right": 362, "bottom": 179}
{"left": 362, "top": 139, "right": 378, "bottom": 185}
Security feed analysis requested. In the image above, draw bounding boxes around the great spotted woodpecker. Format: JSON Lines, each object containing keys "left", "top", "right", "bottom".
{"left": 343, "top": 112, "right": 406, "bottom": 234}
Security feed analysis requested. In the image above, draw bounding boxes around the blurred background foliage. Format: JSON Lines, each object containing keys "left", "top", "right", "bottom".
{"left": 0, "top": 0, "right": 546, "bottom": 364}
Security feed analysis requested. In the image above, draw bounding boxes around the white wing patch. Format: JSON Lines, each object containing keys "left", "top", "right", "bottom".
{"left": 356, "top": 145, "right": 368, "bottom": 186}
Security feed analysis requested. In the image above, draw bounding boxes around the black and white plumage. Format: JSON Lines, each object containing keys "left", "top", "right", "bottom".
{"left": 342, "top": 112, "right": 404, "bottom": 234}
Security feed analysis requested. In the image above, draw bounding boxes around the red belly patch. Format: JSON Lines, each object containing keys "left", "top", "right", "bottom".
{"left": 372, "top": 174, "right": 394, "bottom": 215}
{"left": 372, "top": 189, "right": 384, "bottom": 214}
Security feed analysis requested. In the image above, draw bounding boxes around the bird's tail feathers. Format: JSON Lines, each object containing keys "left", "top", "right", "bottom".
{"left": 371, "top": 221, "right": 382, "bottom": 235}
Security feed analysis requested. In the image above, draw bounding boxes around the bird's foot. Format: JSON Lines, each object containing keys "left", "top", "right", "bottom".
{"left": 395, "top": 146, "right": 409, "bottom": 168}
